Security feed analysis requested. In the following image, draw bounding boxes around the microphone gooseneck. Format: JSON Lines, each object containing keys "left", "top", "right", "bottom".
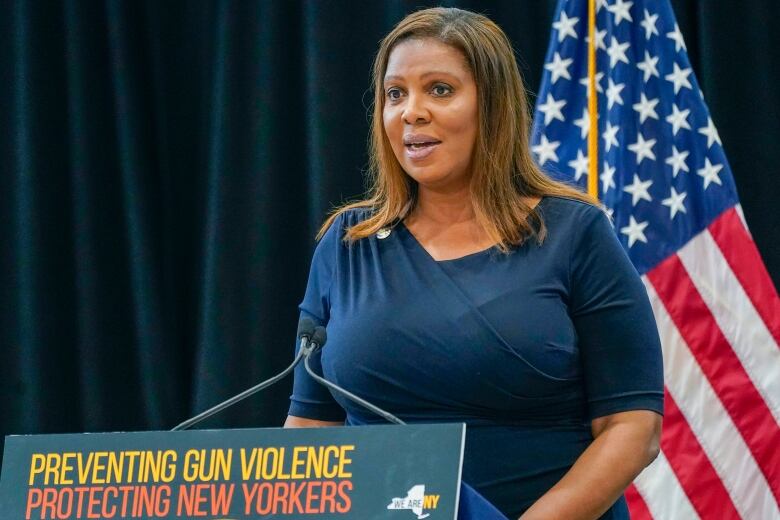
{"left": 303, "top": 326, "right": 406, "bottom": 426}
{"left": 171, "top": 318, "right": 317, "bottom": 431}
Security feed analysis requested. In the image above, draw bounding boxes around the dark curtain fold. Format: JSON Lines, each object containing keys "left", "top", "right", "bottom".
{"left": 2, "top": 0, "right": 778, "bottom": 455}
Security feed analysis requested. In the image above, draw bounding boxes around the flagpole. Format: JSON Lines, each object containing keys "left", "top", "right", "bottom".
{"left": 587, "top": 0, "right": 599, "bottom": 200}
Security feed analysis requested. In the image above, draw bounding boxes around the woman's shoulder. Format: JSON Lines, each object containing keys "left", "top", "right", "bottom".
{"left": 326, "top": 206, "right": 373, "bottom": 232}
{"left": 336, "top": 205, "right": 374, "bottom": 226}
{"left": 539, "top": 195, "right": 608, "bottom": 227}
{"left": 318, "top": 205, "right": 375, "bottom": 244}
{"left": 539, "top": 194, "right": 603, "bottom": 213}
{"left": 534, "top": 195, "right": 613, "bottom": 250}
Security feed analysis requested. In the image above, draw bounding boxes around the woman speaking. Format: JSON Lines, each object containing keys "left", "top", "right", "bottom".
{"left": 285, "top": 7, "right": 663, "bottom": 520}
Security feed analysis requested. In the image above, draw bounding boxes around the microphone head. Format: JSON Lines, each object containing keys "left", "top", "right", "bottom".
{"left": 311, "top": 326, "right": 328, "bottom": 349}
{"left": 297, "top": 318, "right": 316, "bottom": 340}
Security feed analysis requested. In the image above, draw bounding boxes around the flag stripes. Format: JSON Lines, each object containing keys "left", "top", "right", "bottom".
{"left": 709, "top": 208, "right": 780, "bottom": 345}
{"left": 644, "top": 278, "right": 780, "bottom": 519}
{"left": 661, "top": 389, "right": 741, "bottom": 519}
{"left": 677, "top": 224, "right": 780, "bottom": 423}
{"left": 647, "top": 254, "right": 780, "bottom": 503}
{"left": 624, "top": 485, "right": 653, "bottom": 520}
{"left": 633, "top": 450, "right": 700, "bottom": 519}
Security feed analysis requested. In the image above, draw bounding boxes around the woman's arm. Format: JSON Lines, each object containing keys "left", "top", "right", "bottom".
{"left": 284, "top": 415, "right": 343, "bottom": 428}
{"left": 519, "top": 410, "right": 661, "bottom": 520}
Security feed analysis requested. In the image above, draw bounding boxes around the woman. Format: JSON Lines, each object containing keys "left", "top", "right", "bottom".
{"left": 285, "top": 7, "right": 663, "bottom": 520}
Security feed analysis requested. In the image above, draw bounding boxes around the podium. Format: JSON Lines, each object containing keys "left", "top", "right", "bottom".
{"left": 1, "top": 424, "right": 507, "bottom": 519}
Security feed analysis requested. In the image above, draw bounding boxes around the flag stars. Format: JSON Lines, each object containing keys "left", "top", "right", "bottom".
{"left": 538, "top": 93, "right": 567, "bottom": 125}
{"left": 606, "top": 78, "right": 626, "bottom": 109}
{"left": 532, "top": 135, "right": 561, "bottom": 165}
{"left": 667, "top": 23, "right": 687, "bottom": 52}
{"left": 699, "top": 117, "right": 722, "bottom": 148}
{"left": 662, "top": 187, "right": 687, "bottom": 219}
{"left": 623, "top": 174, "right": 654, "bottom": 206}
{"left": 607, "top": 37, "right": 631, "bottom": 67}
{"left": 637, "top": 51, "right": 660, "bottom": 82}
{"left": 574, "top": 108, "right": 591, "bottom": 139}
{"left": 697, "top": 158, "right": 724, "bottom": 189}
{"left": 568, "top": 149, "right": 590, "bottom": 181}
{"left": 632, "top": 93, "right": 659, "bottom": 123}
{"left": 628, "top": 133, "right": 657, "bottom": 164}
{"left": 621, "top": 216, "right": 649, "bottom": 248}
{"left": 665, "top": 146, "right": 690, "bottom": 177}
{"left": 607, "top": 0, "right": 634, "bottom": 25}
{"left": 585, "top": 29, "right": 607, "bottom": 51}
{"left": 530, "top": 5, "right": 734, "bottom": 256}
{"left": 600, "top": 162, "right": 617, "bottom": 193}
{"left": 553, "top": 11, "right": 579, "bottom": 42}
{"left": 579, "top": 72, "right": 605, "bottom": 94}
{"left": 665, "top": 63, "right": 693, "bottom": 94}
{"left": 640, "top": 9, "right": 660, "bottom": 39}
{"left": 602, "top": 122, "right": 620, "bottom": 152}
{"left": 665, "top": 104, "right": 692, "bottom": 135}
{"left": 545, "top": 52, "right": 574, "bottom": 84}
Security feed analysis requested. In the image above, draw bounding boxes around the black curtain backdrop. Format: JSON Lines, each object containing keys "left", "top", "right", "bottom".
{"left": 2, "top": 1, "right": 779, "bottom": 455}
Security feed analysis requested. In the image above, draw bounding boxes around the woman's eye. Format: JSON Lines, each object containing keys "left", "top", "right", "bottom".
{"left": 431, "top": 84, "right": 452, "bottom": 96}
{"left": 386, "top": 88, "right": 402, "bottom": 101}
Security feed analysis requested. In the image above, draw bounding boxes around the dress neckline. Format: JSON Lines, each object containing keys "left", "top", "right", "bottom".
{"left": 397, "top": 196, "right": 548, "bottom": 264}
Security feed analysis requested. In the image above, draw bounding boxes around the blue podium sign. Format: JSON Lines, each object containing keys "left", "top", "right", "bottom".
{"left": 1, "top": 424, "right": 465, "bottom": 519}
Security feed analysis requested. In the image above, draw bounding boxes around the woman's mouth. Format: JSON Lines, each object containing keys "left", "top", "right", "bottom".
{"left": 405, "top": 141, "right": 441, "bottom": 160}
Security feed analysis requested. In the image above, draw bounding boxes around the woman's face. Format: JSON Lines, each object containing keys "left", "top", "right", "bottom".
{"left": 382, "top": 38, "right": 479, "bottom": 191}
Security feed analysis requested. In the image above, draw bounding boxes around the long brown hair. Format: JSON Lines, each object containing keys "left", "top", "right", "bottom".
{"left": 319, "top": 7, "right": 596, "bottom": 249}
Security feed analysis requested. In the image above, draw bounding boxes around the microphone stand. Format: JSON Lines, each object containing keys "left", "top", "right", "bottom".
{"left": 171, "top": 338, "right": 310, "bottom": 431}
{"left": 171, "top": 321, "right": 406, "bottom": 430}
{"left": 302, "top": 345, "right": 406, "bottom": 426}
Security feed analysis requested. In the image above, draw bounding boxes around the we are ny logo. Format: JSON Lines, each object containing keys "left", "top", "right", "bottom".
{"left": 386, "top": 485, "right": 441, "bottom": 519}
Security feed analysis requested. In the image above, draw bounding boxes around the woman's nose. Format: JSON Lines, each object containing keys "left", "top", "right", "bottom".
{"left": 402, "top": 92, "right": 430, "bottom": 124}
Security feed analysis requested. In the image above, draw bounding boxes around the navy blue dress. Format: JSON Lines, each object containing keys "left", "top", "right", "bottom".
{"left": 289, "top": 196, "right": 664, "bottom": 519}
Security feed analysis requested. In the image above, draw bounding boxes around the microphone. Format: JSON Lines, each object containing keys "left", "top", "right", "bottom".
{"left": 171, "top": 318, "right": 317, "bottom": 431}
{"left": 302, "top": 326, "right": 406, "bottom": 426}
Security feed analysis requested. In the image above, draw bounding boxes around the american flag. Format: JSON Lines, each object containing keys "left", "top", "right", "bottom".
{"left": 530, "top": 0, "right": 780, "bottom": 518}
